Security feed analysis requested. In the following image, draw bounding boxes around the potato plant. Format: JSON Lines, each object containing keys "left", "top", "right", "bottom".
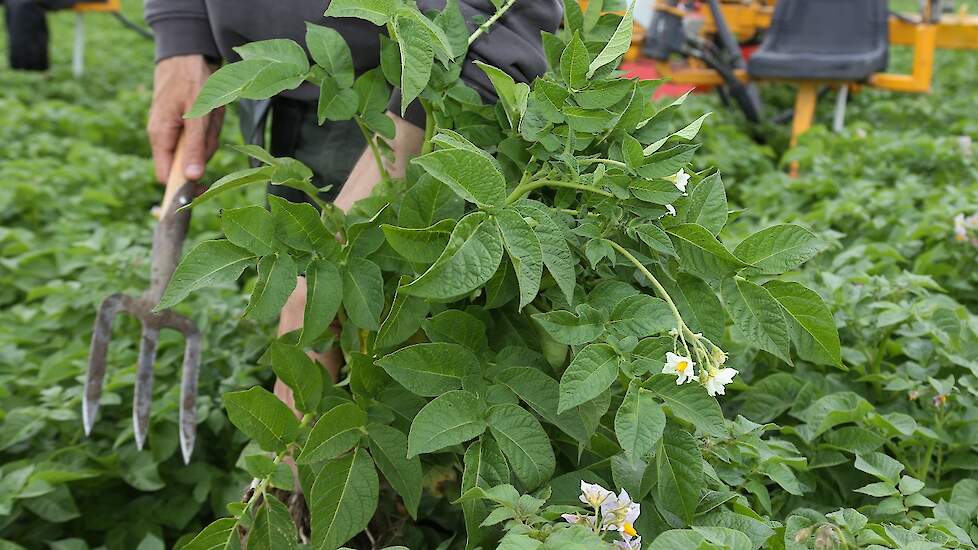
{"left": 162, "top": 1, "right": 845, "bottom": 548}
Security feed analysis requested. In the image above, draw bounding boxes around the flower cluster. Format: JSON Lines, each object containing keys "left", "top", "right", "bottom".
{"left": 662, "top": 350, "right": 738, "bottom": 397}
{"left": 562, "top": 482, "right": 641, "bottom": 549}
{"left": 953, "top": 213, "right": 978, "bottom": 246}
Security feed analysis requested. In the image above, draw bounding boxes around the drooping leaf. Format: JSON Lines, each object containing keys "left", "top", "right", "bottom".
{"left": 615, "top": 381, "right": 666, "bottom": 461}
{"left": 376, "top": 342, "right": 476, "bottom": 397}
{"left": 367, "top": 424, "right": 423, "bottom": 518}
{"left": 185, "top": 59, "right": 272, "bottom": 118}
{"left": 643, "top": 375, "right": 725, "bottom": 437}
{"left": 558, "top": 343, "right": 620, "bottom": 414}
{"left": 392, "top": 13, "right": 434, "bottom": 113}
{"left": 342, "top": 257, "right": 384, "bottom": 331}
{"left": 223, "top": 387, "right": 300, "bottom": 453}
{"left": 244, "top": 253, "right": 297, "bottom": 322}
{"left": 401, "top": 212, "right": 504, "bottom": 300}
{"left": 487, "top": 404, "right": 556, "bottom": 490}
{"left": 413, "top": 149, "right": 507, "bottom": 207}
{"left": 559, "top": 32, "right": 589, "bottom": 90}
{"left": 495, "top": 210, "right": 544, "bottom": 310}
{"left": 734, "top": 224, "right": 823, "bottom": 275}
{"left": 721, "top": 277, "right": 792, "bottom": 364}
{"left": 514, "top": 199, "right": 577, "bottom": 302}
{"left": 270, "top": 341, "right": 324, "bottom": 415}
{"left": 157, "top": 240, "right": 256, "bottom": 309}
{"left": 375, "top": 277, "right": 429, "bottom": 349}
{"left": 408, "top": 390, "right": 487, "bottom": 456}
{"left": 300, "top": 258, "right": 344, "bottom": 346}
{"left": 656, "top": 423, "right": 703, "bottom": 524}
{"left": 309, "top": 448, "right": 379, "bottom": 550}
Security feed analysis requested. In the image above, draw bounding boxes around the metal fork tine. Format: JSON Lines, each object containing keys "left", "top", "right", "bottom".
{"left": 84, "top": 293, "right": 127, "bottom": 436}
{"left": 133, "top": 326, "right": 160, "bottom": 450}
{"left": 179, "top": 327, "right": 202, "bottom": 464}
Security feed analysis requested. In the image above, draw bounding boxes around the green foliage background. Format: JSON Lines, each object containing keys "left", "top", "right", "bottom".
{"left": 1, "top": 2, "right": 977, "bottom": 549}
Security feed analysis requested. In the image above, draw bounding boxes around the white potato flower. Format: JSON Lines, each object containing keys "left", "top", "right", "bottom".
{"left": 671, "top": 169, "right": 690, "bottom": 193}
{"left": 665, "top": 204, "right": 677, "bottom": 216}
{"left": 579, "top": 480, "right": 613, "bottom": 509}
{"left": 662, "top": 352, "right": 696, "bottom": 384}
{"left": 704, "top": 367, "right": 739, "bottom": 396}
{"left": 601, "top": 488, "right": 641, "bottom": 534}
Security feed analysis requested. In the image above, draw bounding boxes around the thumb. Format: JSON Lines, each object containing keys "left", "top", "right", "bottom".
{"left": 181, "top": 116, "right": 208, "bottom": 181}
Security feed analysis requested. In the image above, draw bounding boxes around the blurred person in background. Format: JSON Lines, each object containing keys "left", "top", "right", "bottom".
{"left": 2, "top": 0, "right": 78, "bottom": 70}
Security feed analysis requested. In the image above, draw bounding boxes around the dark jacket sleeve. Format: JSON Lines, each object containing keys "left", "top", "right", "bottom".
{"left": 144, "top": 0, "right": 220, "bottom": 62}
{"left": 392, "top": 0, "right": 563, "bottom": 127}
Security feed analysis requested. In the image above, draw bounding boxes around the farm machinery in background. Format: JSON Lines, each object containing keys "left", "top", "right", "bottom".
{"left": 624, "top": 0, "right": 978, "bottom": 162}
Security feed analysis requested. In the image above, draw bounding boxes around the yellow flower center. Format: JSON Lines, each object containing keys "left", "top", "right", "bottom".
{"left": 956, "top": 233, "right": 967, "bottom": 242}
{"left": 624, "top": 523, "right": 637, "bottom": 537}
{"left": 676, "top": 361, "right": 689, "bottom": 373}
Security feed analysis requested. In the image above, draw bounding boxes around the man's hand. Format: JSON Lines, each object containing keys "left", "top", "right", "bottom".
{"left": 147, "top": 54, "right": 224, "bottom": 183}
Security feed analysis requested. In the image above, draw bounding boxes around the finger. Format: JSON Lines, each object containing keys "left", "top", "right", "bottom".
{"left": 182, "top": 116, "right": 209, "bottom": 181}
{"left": 148, "top": 116, "right": 181, "bottom": 184}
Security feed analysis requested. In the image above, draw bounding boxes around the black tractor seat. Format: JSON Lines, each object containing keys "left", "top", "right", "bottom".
{"left": 747, "top": 0, "right": 890, "bottom": 81}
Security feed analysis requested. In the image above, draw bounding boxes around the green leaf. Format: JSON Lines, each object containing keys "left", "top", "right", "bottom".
{"left": 235, "top": 39, "right": 309, "bottom": 70}
{"left": 250, "top": 494, "right": 296, "bottom": 550}
{"left": 268, "top": 195, "right": 333, "bottom": 253}
{"left": 656, "top": 423, "right": 703, "bottom": 524}
{"left": 682, "top": 172, "right": 727, "bottom": 235}
{"left": 375, "top": 277, "right": 429, "bottom": 349}
{"left": 496, "top": 367, "right": 598, "bottom": 443}
{"left": 734, "top": 224, "right": 823, "bottom": 275}
{"left": 309, "top": 448, "right": 379, "bottom": 550}
{"left": 179, "top": 518, "right": 237, "bottom": 550}
{"left": 667, "top": 224, "right": 746, "bottom": 281}
{"left": 721, "top": 277, "right": 792, "bottom": 363}
{"left": 796, "top": 392, "right": 874, "bottom": 441}
{"left": 185, "top": 59, "right": 272, "bottom": 118}
{"left": 408, "top": 390, "right": 487, "bottom": 456}
{"left": 640, "top": 144, "right": 700, "bottom": 179}
{"left": 367, "top": 424, "right": 422, "bottom": 518}
{"left": 188, "top": 166, "right": 274, "bottom": 208}
{"left": 300, "top": 258, "right": 344, "bottom": 346}
{"left": 461, "top": 439, "right": 510, "bottom": 548}
{"left": 381, "top": 219, "right": 456, "bottom": 264}
{"left": 616, "top": 381, "right": 666, "bottom": 461}
{"left": 353, "top": 68, "right": 391, "bottom": 115}
{"left": 376, "top": 342, "right": 476, "bottom": 397}
{"left": 659, "top": 272, "right": 724, "bottom": 342}
{"left": 532, "top": 304, "right": 605, "bottom": 346}
{"left": 323, "top": 0, "right": 396, "bottom": 25}
{"left": 223, "top": 206, "right": 276, "bottom": 255}
{"left": 558, "top": 343, "right": 619, "bottom": 414}
{"left": 392, "top": 13, "right": 434, "bottom": 113}
{"left": 223, "top": 387, "right": 300, "bottom": 453}
{"left": 488, "top": 404, "right": 556, "bottom": 490}
{"left": 271, "top": 341, "right": 324, "bottom": 415}
{"left": 629, "top": 179, "right": 683, "bottom": 205}
{"left": 413, "top": 148, "right": 507, "bottom": 207}
{"left": 607, "top": 294, "right": 673, "bottom": 339}
{"left": 648, "top": 530, "right": 707, "bottom": 550}
{"left": 239, "top": 62, "right": 307, "bottom": 100}
{"left": 401, "top": 212, "right": 504, "bottom": 300}
{"left": 633, "top": 223, "right": 677, "bottom": 257}
{"left": 341, "top": 257, "right": 384, "bottom": 331}
{"left": 396, "top": 7, "right": 456, "bottom": 63}
{"left": 587, "top": 2, "right": 634, "bottom": 77}
{"left": 643, "top": 375, "right": 725, "bottom": 437}
{"left": 298, "top": 403, "right": 366, "bottom": 464}
{"left": 475, "top": 61, "right": 529, "bottom": 129}
{"left": 157, "top": 240, "right": 256, "bottom": 309}
{"left": 692, "top": 526, "right": 751, "bottom": 550}
{"left": 318, "top": 77, "right": 359, "bottom": 123}
{"left": 495, "top": 210, "right": 544, "bottom": 310}
{"left": 244, "top": 253, "right": 297, "bottom": 321}
{"left": 306, "top": 23, "right": 355, "bottom": 87}
{"left": 765, "top": 281, "right": 841, "bottom": 367}
{"left": 559, "top": 32, "right": 589, "bottom": 89}
{"left": 422, "top": 310, "right": 488, "bottom": 351}
{"left": 514, "top": 199, "right": 576, "bottom": 303}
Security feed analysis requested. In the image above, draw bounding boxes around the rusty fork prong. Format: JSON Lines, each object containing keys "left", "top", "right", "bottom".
{"left": 84, "top": 293, "right": 129, "bottom": 437}
{"left": 133, "top": 325, "right": 160, "bottom": 450}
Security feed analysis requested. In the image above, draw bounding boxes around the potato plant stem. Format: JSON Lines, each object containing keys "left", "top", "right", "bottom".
{"left": 240, "top": 413, "right": 314, "bottom": 519}
{"left": 420, "top": 99, "right": 435, "bottom": 156}
{"left": 579, "top": 158, "right": 628, "bottom": 170}
{"left": 468, "top": 0, "right": 519, "bottom": 46}
{"left": 505, "top": 179, "right": 614, "bottom": 204}
{"left": 354, "top": 115, "right": 389, "bottom": 182}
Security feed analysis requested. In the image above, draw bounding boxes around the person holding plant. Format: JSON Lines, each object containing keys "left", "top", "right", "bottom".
{"left": 143, "top": 0, "right": 561, "bottom": 451}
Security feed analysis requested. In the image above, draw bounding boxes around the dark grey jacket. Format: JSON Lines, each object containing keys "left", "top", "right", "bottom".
{"left": 144, "top": 0, "right": 561, "bottom": 109}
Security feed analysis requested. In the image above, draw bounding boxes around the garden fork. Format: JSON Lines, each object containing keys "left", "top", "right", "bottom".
{"left": 84, "top": 136, "right": 202, "bottom": 464}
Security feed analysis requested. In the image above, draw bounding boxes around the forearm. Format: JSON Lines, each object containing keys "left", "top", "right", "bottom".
{"left": 333, "top": 112, "right": 424, "bottom": 212}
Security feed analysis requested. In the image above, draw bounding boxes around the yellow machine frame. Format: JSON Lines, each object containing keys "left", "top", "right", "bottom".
{"left": 635, "top": 1, "right": 978, "bottom": 154}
